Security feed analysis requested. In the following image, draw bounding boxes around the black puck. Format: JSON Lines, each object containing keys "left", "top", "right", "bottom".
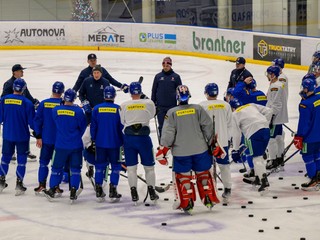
{"left": 278, "top": 177, "right": 283, "bottom": 180}
{"left": 274, "top": 226, "right": 280, "bottom": 230}
{"left": 241, "top": 205, "right": 246, "bottom": 209}
{"left": 169, "top": 166, "right": 173, "bottom": 169}
{"left": 262, "top": 218, "right": 267, "bottom": 221}
{"left": 294, "top": 187, "right": 300, "bottom": 190}
{"left": 273, "top": 196, "right": 278, "bottom": 199}
{"left": 258, "top": 229, "right": 264, "bottom": 233}
{"left": 291, "top": 183, "right": 296, "bottom": 186}
{"left": 248, "top": 214, "right": 254, "bottom": 217}
{"left": 160, "top": 183, "right": 165, "bottom": 186}
{"left": 298, "top": 170, "right": 303, "bottom": 173}
{"left": 164, "top": 198, "right": 169, "bottom": 201}
{"left": 145, "top": 203, "right": 150, "bottom": 206}
{"left": 248, "top": 201, "right": 253, "bottom": 204}
{"left": 170, "top": 181, "right": 173, "bottom": 184}
{"left": 218, "top": 188, "right": 223, "bottom": 191}
{"left": 287, "top": 210, "right": 292, "bottom": 213}
{"left": 300, "top": 238, "right": 306, "bottom": 240}
{"left": 303, "top": 197, "right": 308, "bottom": 200}
{"left": 223, "top": 203, "right": 228, "bottom": 206}
{"left": 161, "top": 223, "right": 167, "bottom": 226}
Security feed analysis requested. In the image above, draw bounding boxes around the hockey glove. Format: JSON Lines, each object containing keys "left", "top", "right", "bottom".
{"left": 156, "top": 146, "right": 170, "bottom": 165}
{"left": 82, "top": 100, "right": 92, "bottom": 114}
{"left": 231, "top": 150, "right": 241, "bottom": 163}
{"left": 294, "top": 135, "right": 303, "bottom": 150}
{"left": 212, "top": 146, "right": 224, "bottom": 158}
{"left": 121, "top": 84, "right": 129, "bottom": 93}
{"left": 87, "top": 140, "right": 96, "bottom": 154}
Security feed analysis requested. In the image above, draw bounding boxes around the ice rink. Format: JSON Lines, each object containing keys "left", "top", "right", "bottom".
{"left": 0, "top": 50, "right": 318, "bottom": 240}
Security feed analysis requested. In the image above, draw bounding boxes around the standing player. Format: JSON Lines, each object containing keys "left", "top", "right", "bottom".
{"left": 307, "top": 50, "right": 320, "bottom": 73}
{"left": 199, "top": 83, "right": 233, "bottom": 202}
{"left": 229, "top": 98, "right": 273, "bottom": 193}
{"left": 33, "top": 81, "right": 65, "bottom": 195}
{"left": 151, "top": 57, "right": 182, "bottom": 136}
{"left": 226, "top": 57, "right": 253, "bottom": 89}
{"left": 294, "top": 78, "right": 320, "bottom": 190}
{"left": 265, "top": 66, "right": 288, "bottom": 171}
{"left": 157, "top": 85, "right": 220, "bottom": 214}
{"left": 0, "top": 78, "right": 35, "bottom": 195}
{"left": 90, "top": 86, "right": 124, "bottom": 202}
{"left": 44, "top": 89, "right": 86, "bottom": 202}
{"left": 120, "top": 82, "right": 158, "bottom": 204}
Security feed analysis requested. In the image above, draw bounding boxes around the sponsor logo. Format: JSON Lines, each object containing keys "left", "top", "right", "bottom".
{"left": 57, "top": 110, "right": 75, "bottom": 116}
{"left": 4, "top": 28, "right": 65, "bottom": 43}
{"left": 192, "top": 31, "right": 246, "bottom": 54}
{"left": 176, "top": 108, "right": 195, "bottom": 116}
{"left": 88, "top": 26, "right": 125, "bottom": 43}
{"left": 4, "top": 99, "right": 22, "bottom": 105}
{"left": 139, "top": 32, "right": 176, "bottom": 44}
{"left": 127, "top": 104, "right": 146, "bottom": 111}
{"left": 98, "top": 107, "right": 117, "bottom": 113}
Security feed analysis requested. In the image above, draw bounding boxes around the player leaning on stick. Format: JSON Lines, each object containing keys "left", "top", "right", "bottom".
{"left": 157, "top": 85, "right": 220, "bottom": 214}
{"left": 120, "top": 82, "right": 158, "bottom": 204}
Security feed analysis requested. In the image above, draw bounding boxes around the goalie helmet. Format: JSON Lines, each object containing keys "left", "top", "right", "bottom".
{"left": 229, "top": 98, "right": 242, "bottom": 109}
{"left": 266, "top": 66, "right": 280, "bottom": 77}
{"left": 204, "top": 83, "right": 219, "bottom": 97}
{"left": 176, "top": 85, "right": 191, "bottom": 102}
{"left": 247, "top": 79, "right": 257, "bottom": 90}
{"left": 104, "top": 86, "right": 116, "bottom": 99}
{"left": 272, "top": 58, "right": 285, "bottom": 69}
{"left": 52, "top": 81, "right": 65, "bottom": 94}
{"left": 13, "top": 78, "right": 27, "bottom": 93}
{"left": 129, "top": 82, "right": 142, "bottom": 95}
{"left": 63, "top": 88, "right": 77, "bottom": 102}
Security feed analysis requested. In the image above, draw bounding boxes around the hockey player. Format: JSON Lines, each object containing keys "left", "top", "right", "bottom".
{"left": 307, "top": 50, "right": 320, "bottom": 73}
{"left": 73, "top": 53, "right": 128, "bottom": 93}
{"left": 151, "top": 57, "right": 182, "bottom": 137}
{"left": 0, "top": 78, "right": 35, "bottom": 195}
{"left": 229, "top": 98, "right": 273, "bottom": 193}
{"left": 294, "top": 78, "right": 320, "bottom": 190}
{"left": 265, "top": 66, "right": 288, "bottom": 171}
{"left": 120, "top": 82, "right": 158, "bottom": 204}
{"left": 157, "top": 85, "right": 220, "bottom": 214}
{"left": 44, "top": 89, "right": 86, "bottom": 203}
{"left": 199, "top": 83, "right": 233, "bottom": 202}
{"left": 33, "top": 81, "right": 65, "bottom": 195}
{"left": 90, "top": 86, "right": 124, "bottom": 202}
{"left": 272, "top": 58, "right": 288, "bottom": 101}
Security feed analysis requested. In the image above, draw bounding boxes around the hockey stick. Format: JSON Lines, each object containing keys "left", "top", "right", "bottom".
{"left": 116, "top": 76, "right": 143, "bottom": 91}
{"left": 154, "top": 117, "right": 161, "bottom": 145}
{"left": 267, "top": 149, "right": 299, "bottom": 176}
{"left": 283, "top": 124, "right": 295, "bottom": 135}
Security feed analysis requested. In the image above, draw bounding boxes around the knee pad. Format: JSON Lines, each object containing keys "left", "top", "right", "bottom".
{"left": 196, "top": 171, "right": 220, "bottom": 204}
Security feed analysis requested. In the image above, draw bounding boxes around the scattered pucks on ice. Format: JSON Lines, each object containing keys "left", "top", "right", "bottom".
{"left": 164, "top": 198, "right": 169, "bottom": 201}
{"left": 248, "top": 201, "right": 253, "bottom": 204}
{"left": 160, "top": 183, "right": 165, "bottom": 186}
{"left": 298, "top": 170, "right": 303, "bottom": 173}
{"left": 262, "top": 218, "right": 267, "bottom": 221}
{"left": 258, "top": 229, "right": 264, "bottom": 233}
{"left": 161, "top": 223, "right": 167, "bottom": 226}
{"left": 248, "top": 214, "right": 254, "bottom": 217}
{"left": 223, "top": 203, "right": 228, "bottom": 206}
{"left": 273, "top": 196, "right": 278, "bottom": 199}
{"left": 291, "top": 183, "right": 296, "bottom": 186}
{"left": 218, "top": 188, "right": 223, "bottom": 191}
{"left": 303, "top": 197, "right": 308, "bottom": 200}
{"left": 145, "top": 203, "right": 150, "bottom": 206}
{"left": 274, "top": 226, "right": 280, "bottom": 230}
{"left": 287, "top": 210, "right": 292, "bottom": 213}
{"left": 294, "top": 187, "right": 300, "bottom": 190}
{"left": 241, "top": 205, "right": 246, "bottom": 209}
{"left": 169, "top": 166, "right": 173, "bottom": 169}
{"left": 278, "top": 177, "right": 283, "bottom": 180}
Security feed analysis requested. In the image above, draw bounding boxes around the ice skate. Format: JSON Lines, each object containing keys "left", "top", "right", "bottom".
{"left": 258, "top": 174, "right": 270, "bottom": 195}
{"left": 243, "top": 176, "right": 261, "bottom": 186}
{"left": 0, "top": 176, "right": 8, "bottom": 193}
{"left": 54, "top": 186, "right": 64, "bottom": 198}
{"left": 70, "top": 187, "right": 77, "bottom": 204}
{"left": 301, "top": 177, "right": 319, "bottom": 191}
{"left": 96, "top": 184, "right": 106, "bottom": 202}
{"left": 203, "top": 194, "right": 214, "bottom": 210}
{"left": 222, "top": 188, "right": 231, "bottom": 203}
{"left": 27, "top": 153, "right": 37, "bottom": 162}
{"left": 85, "top": 166, "right": 94, "bottom": 178}
{"left": 15, "top": 178, "right": 27, "bottom": 196}
{"left": 109, "top": 184, "right": 121, "bottom": 202}
{"left": 34, "top": 182, "right": 46, "bottom": 196}
{"left": 266, "top": 157, "right": 284, "bottom": 173}
{"left": 130, "top": 186, "right": 139, "bottom": 205}
{"left": 183, "top": 198, "right": 194, "bottom": 215}
{"left": 243, "top": 169, "right": 255, "bottom": 179}
{"left": 148, "top": 186, "right": 159, "bottom": 203}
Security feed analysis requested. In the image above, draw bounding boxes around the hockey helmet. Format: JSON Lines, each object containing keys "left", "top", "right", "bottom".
{"left": 272, "top": 58, "right": 285, "bottom": 69}
{"left": 302, "top": 73, "right": 316, "bottom": 82}
{"left": 226, "top": 87, "right": 235, "bottom": 96}
{"left": 63, "top": 88, "right": 77, "bottom": 102}
{"left": 129, "top": 82, "right": 142, "bottom": 95}
{"left": 301, "top": 78, "right": 316, "bottom": 92}
{"left": 176, "top": 85, "right": 191, "bottom": 102}
{"left": 104, "top": 86, "right": 116, "bottom": 99}
{"left": 247, "top": 79, "right": 257, "bottom": 90}
{"left": 13, "top": 78, "right": 27, "bottom": 93}
{"left": 266, "top": 66, "right": 280, "bottom": 77}
{"left": 229, "top": 98, "right": 242, "bottom": 109}
{"left": 52, "top": 81, "right": 65, "bottom": 94}
{"left": 204, "top": 83, "right": 219, "bottom": 97}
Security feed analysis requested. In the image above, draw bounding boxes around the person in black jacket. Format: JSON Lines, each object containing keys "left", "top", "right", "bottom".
{"left": 73, "top": 53, "right": 128, "bottom": 92}
{"left": 151, "top": 57, "right": 182, "bottom": 136}
{"left": 227, "top": 57, "right": 253, "bottom": 89}
{"left": 1, "top": 64, "right": 39, "bottom": 161}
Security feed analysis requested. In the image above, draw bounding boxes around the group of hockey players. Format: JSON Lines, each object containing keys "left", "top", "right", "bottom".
{"left": 0, "top": 52, "right": 319, "bottom": 214}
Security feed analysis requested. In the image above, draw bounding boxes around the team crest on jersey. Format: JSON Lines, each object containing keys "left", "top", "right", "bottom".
{"left": 171, "top": 77, "right": 175, "bottom": 81}
{"left": 270, "top": 88, "right": 278, "bottom": 92}
{"left": 100, "top": 85, "right": 104, "bottom": 89}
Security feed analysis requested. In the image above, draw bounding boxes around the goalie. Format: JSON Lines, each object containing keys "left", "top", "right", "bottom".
{"left": 156, "top": 85, "right": 220, "bottom": 214}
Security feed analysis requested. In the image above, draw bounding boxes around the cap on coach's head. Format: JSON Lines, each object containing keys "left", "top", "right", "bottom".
{"left": 236, "top": 57, "right": 246, "bottom": 65}
{"left": 92, "top": 64, "right": 102, "bottom": 73}
{"left": 87, "top": 53, "right": 97, "bottom": 60}
{"left": 12, "top": 64, "right": 26, "bottom": 72}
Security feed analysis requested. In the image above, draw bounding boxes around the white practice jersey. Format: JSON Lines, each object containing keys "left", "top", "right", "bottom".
{"left": 266, "top": 80, "right": 288, "bottom": 124}
{"left": 278, "top": 72, "right": 288, "bottom": 101}
{"left": 199, "top": 99, "right": 233, "bottom": 148}
{"left": 120, "top": 98, "right": 156, "bottom": 130}
{"left": 231, "top": 103, "right": 273, "bottom": 150}
{"left": 82, "top": 126, "right": 91, "bottom": 148}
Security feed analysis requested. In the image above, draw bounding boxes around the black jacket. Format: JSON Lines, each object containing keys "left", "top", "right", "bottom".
{"left": 227, "top": 68, "right": 253, "bottom": 89}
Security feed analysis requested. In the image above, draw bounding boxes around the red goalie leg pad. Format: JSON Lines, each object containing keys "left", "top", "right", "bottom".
{"left": 196, "top": 171, "right": 220, "bottom": 204}
{"left": 173, "top": 173, "right": 196, "bottom": 209}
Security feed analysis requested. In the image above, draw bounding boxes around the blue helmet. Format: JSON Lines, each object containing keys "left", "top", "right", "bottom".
{"left": 272, "top": 58, "right": 285, "bottom": 69}
{"left": 52, "top": 81, "right": 65, "bottom": 94}
{"left": 301, "top": 78, "right": 316, "bottom": 92}
{"left": 104, "top": 86, "right": 116, "bottom": 99}
{"left": 266, "top": 66, "right": 280, "bottom": 77}
{"left": 63, "top": 88, "right": 77, "bottom": 102}
{"left": 13, "top": 78, "right": 27, "bottom": 93}
{"left": 229, "top": 98, "right": 242, "bottom": 109}
{"left": 129, "top": 82, "right": 142, "bottom": 95}
{"left": 247, "top": 79, "right": 257, "bottom": 90}
{"left": 176, "top": 85, "right": 191, "bottom": 102}
{"left": 302, "top": 73, "right": 316, "bottom": 82}
{"left": 313, "top": 50, "right": 320, "bottom": 59}
{"left": 204, "top": 83, "right": 219, "bottom": 97}
{"left": 226, "top": 87, "right": 235, "bottom": 96}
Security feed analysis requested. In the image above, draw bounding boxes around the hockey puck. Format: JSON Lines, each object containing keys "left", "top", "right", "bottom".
{"left": 161, "top": 223, "right": 167, "bottom": 226}
{"left": 273, "top": 196, "right": 278, "bottom": 199}
{"left": 223, "top": 203, "right": 228, "bottom": 206}
{"left": 300, "top": 238, "right": 306, "bottom": 240}
{"left": 278, "top": 177, "right": 283, "bottom": 180}
{"left": 248, "top": 214, "right": 254, "bottom": 217}
{"left": 241, "top": 205, "right": 246, "bottom": 209}
{"left": 287, "top": 210, "right": 292, "bottom": 213}
{"left": 169, "top": 166, "right": 172, "bottom": 169}
{"left": 248, "top": 201, "right": 253, "bottom": 204}
{"left": 258, "top": 229, "right": 264, "bottom": 233}
{"left": 164, "top": 198, "right": 169, "bottom": 201}
{"left": 303, "top": 197, "right": 308, "bottom": 200}
{"left": 145, "top": 203, "right": 150, "bottom": 206}
{"left": 274, "top": 226, "right": 280, "bottom": 230}
{"left": 160, "top": 183, "right": 165, "bottom": 186}
{"left": 218, "top": 188, "right": 223, "bottom": 191}
{"left": 262, "top": 218, "right": 267, "bottom": 221}
{"left": 298, "top": 170, "right": 303, "bottom": 173}
{"left": 294, "top": 187, "right": 300, "bottom": 190}
{"left": 291, "top": 183, "right": 296, "bottom": 186}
